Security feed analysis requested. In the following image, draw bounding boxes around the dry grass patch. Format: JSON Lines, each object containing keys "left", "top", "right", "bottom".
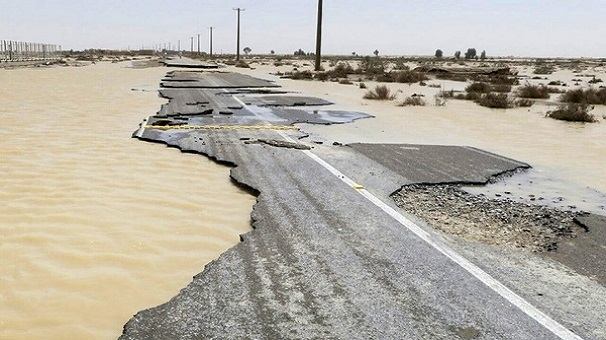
{"left": 363, "top": 85, "right": 396, "bottom": 100}
{"left": 399, "top": 96, "right": 426, "bottom": 106}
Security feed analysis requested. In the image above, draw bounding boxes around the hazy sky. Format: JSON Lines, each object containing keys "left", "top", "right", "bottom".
{"left": 1, "top": 0, "right": 605, "bottom": 57}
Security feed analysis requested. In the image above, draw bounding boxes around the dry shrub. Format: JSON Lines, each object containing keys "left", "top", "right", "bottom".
{"left": 339, "top": 79, "right": 353, "bottom": 85}
{"left": 375, "top": 73, "right": 395, "bottom": 82}
{"left": 476, "top": 93, "right": 515, "bottom": 108}
{"left": 491, "top": 84, "right": 512, "bottom": 93}
{"left": 516, "top": 98, "right": 534, "bottom": 107}
{"left": 466, "top": 82, "right": 492, "bottom": 93}
{"left": 315, "top": 72, "right": 329, "bottom": 81}
{"left": 518, "top": 84, "right": 550, "bottom": 99}
{"left": 235, "top": 60, "right": 250, "bottom": 68}
{"left": 487, "top": 75, "right": 519, "bottom": 85}
{"left": 399, "top": 96, "right": 426, "bottom": 106}
{"left": 394, "top": 70, "right": 428, "bottom": 84}
{"left": 546, "top": 104, "right": 597, "bottom": 122}
{"left": 363, "top": 85, "right": 396, "bottom": 100}
{"left": 359, "top": 82, "right": 367, "bottom": 89}
{"left": 438, "top": 90, "right": 455, "bottom": 98}
{"left": 436, "top": 73, "right": 468, "bottom": 82}
{"left": 291, "top": 70, "right": 313, "bottom": 80}
{"left": 328, "top": 62, "right": 355, "bottom": 78}
{"left": 547, "top": 87, "right": 564, "bottom": 94}
{"left": 560, "top": 88, "right": 606, "bottom": 105}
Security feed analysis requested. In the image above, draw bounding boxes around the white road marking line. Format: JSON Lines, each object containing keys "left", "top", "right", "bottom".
{"left": 307, "top": 150, "right": 582, "bottom": 340}
{"left": 275, "top": 130, "right": 582, "bottom": 340}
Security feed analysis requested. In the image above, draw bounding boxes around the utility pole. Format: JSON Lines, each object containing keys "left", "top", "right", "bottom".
{"left": 233, "top": 7, "right": 245, "bottom": 60}
{"left": 178, "top": 40, "right": 181, "bottom": 52}
{"left": 197, "top": 34, "right": 201, "bottom": 55}
{"left": 315, "top": 0, "right": 323, "bottom": 71}
{"left": 209, "top": 27, "right": 214, "bottom": 57}
{"left": 190, "top": 37, "right": 194, "bottom": 53}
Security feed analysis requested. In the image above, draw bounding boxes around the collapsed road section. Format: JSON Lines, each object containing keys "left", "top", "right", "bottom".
{"left": 121, "top": 70, "right": 597, "bottom": 339}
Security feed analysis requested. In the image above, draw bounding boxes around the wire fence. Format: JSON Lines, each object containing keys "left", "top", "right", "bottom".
{"left": 0, "top": 40, "right": 62, "bottom": 62}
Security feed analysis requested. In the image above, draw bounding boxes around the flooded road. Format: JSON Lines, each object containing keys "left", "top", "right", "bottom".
{"left": 0, "top": 62, "right": 255, "bottom": 339}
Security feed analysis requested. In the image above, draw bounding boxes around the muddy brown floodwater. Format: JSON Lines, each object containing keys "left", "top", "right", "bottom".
{"left": 0, "top": 62, "right": 255, "bottom": 339}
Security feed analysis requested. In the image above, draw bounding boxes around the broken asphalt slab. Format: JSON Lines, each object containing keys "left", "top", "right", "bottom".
{"left": 121, "top": 70, "right": 604, "bottom": 339}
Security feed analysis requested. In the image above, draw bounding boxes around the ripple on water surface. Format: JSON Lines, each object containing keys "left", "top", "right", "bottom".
{"left": 0, "top": 62, "right": 255, "bottom": 339}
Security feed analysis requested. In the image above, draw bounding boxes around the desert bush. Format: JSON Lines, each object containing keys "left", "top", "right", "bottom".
{"left": 315, "top": 72, "right": 329, "bottom": 81}
{"left": 328, "top": 62, "right": 355, "bottom": 78}
{"left": 466, "top": 82, "right": 492, "bottom": 93}
{"left": 487, "top": 75, "right": 519, "bottom": 85}
{"left": 290, "top": 70, "right": 313, "bottom": 80}
{"left": 399, "top": 96, "right": 426, "bottom": 106}
{"left": 491, "top": 84, "right": 512, "bottom": 93}
{"left": 438, "top": 90, "right": 455, "bottom": 98}
{"left": 363, "top": 85, "right": 396, "bottom": 100}
{"left": 516, "top": 98, "right": 534, "bottom": 107}
{"left": 359, "top": 82, "right": 367, "bottom": 89}
{"left": 518, "top": 84, "right": 550, "bottom": 99}
{"left": 358, "top": 56, "right": 385, "bottom": 77}
{"left": 339, "top": 79, "right": 353, "bottom": 85}
{"left": 375, "top": 73, "right": 395, "bottom": 82}
{"left": 394, "top": 70, "right": 428, "bottom": 84}
{"left": 560, "top": 88, "right": 606, "bottom": 104}
{"left": 589, "top": 77, "right": 603, "bottom": 84}
{"left": 393, "top": 59, "right": 411, "bottom": 71}
{"left": 235, "top": 60, "right": 250, "bottom": 68}
{"left": 546, "top": 104, "right": 597, "bottom": 122}
{"left": 546, "top": 87, "right": 563, "bottom": 94}
{"left": 436, "top": 73, "right": 468, "bottom": 82}
{"left": 533, "top": 65, "right": 555, "bottom": 75}
{"left": 548, "top": 80, "right": 562, "bottom": 86}
{"left": 476, "top": 93, "right": 515, "bottom": 108}
{"left": 454, "top": 92, "right": 482, "bottom": 101}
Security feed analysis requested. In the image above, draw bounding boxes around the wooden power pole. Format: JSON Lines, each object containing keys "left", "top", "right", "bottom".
{"left": 315, "top": 0, "right": 323, "bottom": 71}
{"left": 233, "top": 7, "right": 245, "bottom": 60}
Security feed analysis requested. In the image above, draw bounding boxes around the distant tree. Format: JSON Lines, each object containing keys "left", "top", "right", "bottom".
{"left": 243, "top": 47, "right": 252, "bottom": 55}
{"left": 454, "top": 51, "right": 461, "bottom": 59}
{"left": 352, "top": 51, "right": 356, "bottom": 56}
{"left": 270, "top": 50, "right": 275, "bottom": 55}
{"left": 373, "top": 49, "right": 379, "bottom": 57}
{"left": 294, "top": 48, "right": 306, "bottom": 56}
{"left": 480, "top": 50, "right": 486, "bottom": 60}
{"left": 464, "top": 48, "right": 477, "bottom": 59}
{"left": 435, "top": 49, "right": 443, "bottom": 58}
